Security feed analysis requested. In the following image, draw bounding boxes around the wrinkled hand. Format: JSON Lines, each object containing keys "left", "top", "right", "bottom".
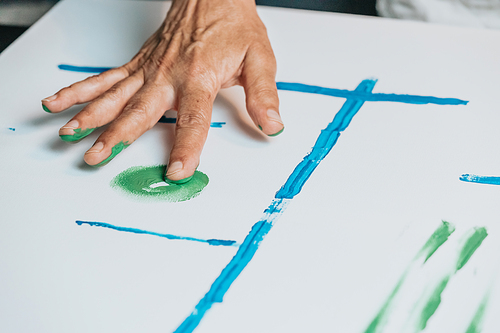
{"left": 42, "top": 0, "right": 283, "bottom": 182}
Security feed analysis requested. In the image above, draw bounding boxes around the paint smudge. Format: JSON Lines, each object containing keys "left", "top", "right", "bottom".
{"left": 465, "top": 294, "right": 489, "bottom": 333}
{"left": 158, "top": 116, "right": 225, "bottom": 128}
{"left": 60, "top": 127, "right": 95, "bottom": 142}
{"left": 418, "top": 221, "right": 456, "bottom": 263}
{"left": 456, "top": 227, "right": 488, "bottom": 271}
{"left": 363, "top": 221, "right": 455, "bottom": 333}
{"left": 111, "top": 165, "right": 209, "bottom": 202}
{"left": 415, "top": 227, "right": 488, "bottom": 331}
{"left": 8, "top": 127, "right": 15, "bottom": 131}
{"left": 76, "top": 220, "right": 238, "bottom": 247}
{"left": 96, "top": 141, "right": 129, "bottom": 167}
{"left": 460, "top": 174, "right": 500, "bottom": 186}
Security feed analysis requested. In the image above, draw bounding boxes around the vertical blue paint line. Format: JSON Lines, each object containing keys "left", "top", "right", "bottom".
{"left": 174, "top": 79, "right": 377, "bottom": 333}
{"left": 276, "top": 79, "right": 376, "bottom": 199}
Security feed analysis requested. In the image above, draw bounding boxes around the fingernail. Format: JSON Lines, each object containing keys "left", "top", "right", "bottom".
{"left": 86, "top": 141, "right": 104, "bottom": 154}
{"left": 166, "top": 161, "right": 183, "bottom": 178}
{"left": 267, "top": 109, "right": 283, "bottom": 125}
{"left": 42, "top": 104, "right": 52, "bottom": 113}
{"left": 42, "top": 95, "right": 57, "bottom": 103}
{"left": 61, "top": 119, "right": 79, "bottom": 130}
{"left": 268, "top": 127, "right": 284, "bottom": 137}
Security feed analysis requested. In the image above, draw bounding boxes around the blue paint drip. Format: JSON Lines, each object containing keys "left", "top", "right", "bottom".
{"left": 276, "top": 79, "right": 376, "bottom": 199}
{"left": 276, "top": 82, "right": 468, "bottom": 105}
{"left": 58, "top": 64, "right": 113, "bottom": 73}
{"left": 460, "top": 174, "right": 500, "bottom": 185}
{"left": 75, "top": 221, "right": 239, "bottom": 247}
{"left": 8, "top": 127, "right": 15, "bottom": 131}
{"left": 174, "top": 80, "right": 377, "bottom": 333}
{"left": 158, "top": 116, "right": 225, "bottom": 128}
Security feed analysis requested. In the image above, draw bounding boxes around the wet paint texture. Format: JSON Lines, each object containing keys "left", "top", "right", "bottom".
{"left": 111, "top": 165, "right": 209, "bottom": 202}
{"left": 42, "top": 104, "right": 52, "bottom": 113}
{"left": 96, "top": 141, "right": 129, "bottom": 166}
{"left": 460, "top": 174, "right": 500, "bottom": 186}
{"left": 76, "top": 220, "right": 237, "bottom": 247}
{"left": 418, "top": 277, "right": 450, "bottom": 330}
{"left": 419, "top": 221, "right": 455, "bottom": 263}
{"left": 457, "top": 227, "right": 488, "bottom": 271}
{"left": 60, "top": 127, "right": 95, "bottom": 142}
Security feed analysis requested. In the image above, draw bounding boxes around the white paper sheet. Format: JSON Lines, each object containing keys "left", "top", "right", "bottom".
{"left": 1, "top": 1, "right": 500, "bottom": 332}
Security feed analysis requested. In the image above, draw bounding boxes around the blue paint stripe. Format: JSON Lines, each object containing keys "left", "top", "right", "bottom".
{"left": 57, "top": 65, "right": 468, "bottom": 106}
{"left": 76, "top": 221, "right": 239, "bottom": 247}
{"left": 58, "top": 64, "right": 113, "bottom": 73}
{"left": 460, "top": 174, "right": 500, "bottom": 185}
{"left": 173, "top": 79, "right": 377, "bottom": 333}
{"left": 276, "top": 79, "right": 376, "bottom": 199}
{"left": 158, "top": 116, "right": 225, "bottom": 128}
{"left": 276, "top": 82, "right": 468, "bottom": 105}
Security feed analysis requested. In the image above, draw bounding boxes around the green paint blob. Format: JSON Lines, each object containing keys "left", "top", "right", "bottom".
{"left": 111, "top": 165, "right": 209, "bottom": 202}
{"left": 42, "top": 104, "right": 52, "bottom": 113}
{"left": 465, "top": 295, "right": 489, "bottom": 333}
{"left": 418, "top": 221, "right": 456, "bottom": 263}
{"left": 96, "top": 141, "right": 130, "bottom": 167}
{"left": 418, "top": 277, "right": 450, "bottom": 330}
{"left": 456, "top": 227, "right": 488, "bottom": 271}
{"left": 60, "top": 127, "right": 95, "bottom": 142}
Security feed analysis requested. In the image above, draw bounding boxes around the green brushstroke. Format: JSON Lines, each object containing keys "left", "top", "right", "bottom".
{"left": 60, "top": 127, "right": 95, "bottom": 142}
{"left": 418, "top": 276, "right": 450, "bottom": 330}
{"left": 456, "top": 227, "right": 488, "bottom": 271}
{"left": 418, "top": 221, "right": 456, "bottom": 263}
{"left": 364, "top": 274, "right": 407, "bottom": 333}
{"left": 42, "top": 104, "right": 52, "bottom": 113}
{"left": 95, "top": 141, "right": 129, "bottom": 167}
{"left": 111, "top": 165, "right": 209, "bottom": 202}
{"left": 364, "top": 221, "right": 454, "bottom": 333}
{"left": 465, "top": 294, "right": 489, "bottom": 333}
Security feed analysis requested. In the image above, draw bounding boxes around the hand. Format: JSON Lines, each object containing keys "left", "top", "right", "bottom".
{"left": 42, "top": 0, "right": 283, "bottom": 182}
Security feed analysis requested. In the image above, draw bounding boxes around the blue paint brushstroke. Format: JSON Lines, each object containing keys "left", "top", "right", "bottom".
{"left": 75, "top": 221, "right": 239, "bottom": 247}
{"left": 173, "top": 79, "right": 377, "bottom": 333}
{"left": 460, "top": 174, "right": 500, "bottom": 185}
{"left": 276, "top": 82, "right": 468, "bottom": 105}
{"left": 158, "top": 116, "right": 225, "bottom": 128}
{"left": 58, "top": 64, "right": 113, "bottom": 73}
{"left": 57, "top": 65, "right": 468, "bottom": 106}
{"left": 8, "top": 127, "right": 15, "bottom": 131}
{"left": 276, "top": 79, "right": 376, "bottom": 199}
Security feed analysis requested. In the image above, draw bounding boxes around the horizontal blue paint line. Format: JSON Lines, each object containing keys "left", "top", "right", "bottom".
{"left": 276, "top": 82, "right": 468, "bottom": 105}
{"left": 460, "top": 174, "right": 500, "bottom": 185}
{"left": 8, "top": 127, "right": 15, "bottom": 131}
{"left": 159, "top": 116, "right": 225, "bottom": 128}
{"left": 58, "top": 64, "right": 113, "bottom": 73}
{"left": 76, "top": 221, "right": 239, "bottom": 247}
{"left": 58, "top": 65, "right": 468, "bottom": 106}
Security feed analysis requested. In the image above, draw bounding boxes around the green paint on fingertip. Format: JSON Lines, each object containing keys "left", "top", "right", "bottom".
{"left": 456, "top": 227, "right": 488, "bottom": 271}
{"left": 95, "top": 141, "right": 130, "bottom": 167}
{"left": 418, "top": 221, "right": 456, "bottom": 263}
{"left": 268, "top": 126, "right": 284, "bottom": 137}
{"left": 111, "top": 165, "right": 209, "bottom": 202}
{"left": 465, "top": 294, "right": 490, "bottom": 333}
{"left": 60, "top": 127, "right": 95, "bottom": 142}
{"left": 42, "top": 104, "right": 52, "bottom": 113}
{"left": 166, "top": 175, "right": 194, "bottom": 185}
{"left": 418, "top": 277, "right": 450, "bottom": 330}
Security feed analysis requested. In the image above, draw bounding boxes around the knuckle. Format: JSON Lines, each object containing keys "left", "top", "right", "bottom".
{"left": 105, "top": 85, "right": 126, "bottom": 102}
{"left": 176, "top": 112, "right": 209, "bottom": 130}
